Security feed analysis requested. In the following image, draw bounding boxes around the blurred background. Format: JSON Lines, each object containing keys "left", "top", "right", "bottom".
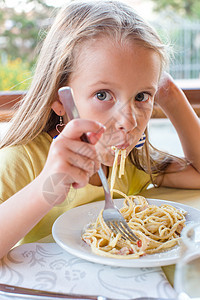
{"left": 0, "top": 0, "right": 199, "bottom": 156}
{"left": 0, "top": 0, "right": 199, "bottom": 91}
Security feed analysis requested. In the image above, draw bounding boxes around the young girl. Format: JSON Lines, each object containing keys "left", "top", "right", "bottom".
{"left": 0, "top": 0, "right": 199, "bottom": 259}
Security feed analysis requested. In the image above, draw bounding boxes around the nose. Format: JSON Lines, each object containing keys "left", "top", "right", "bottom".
{"left": 115, "top": 101, "right": 137, "bottom": 133}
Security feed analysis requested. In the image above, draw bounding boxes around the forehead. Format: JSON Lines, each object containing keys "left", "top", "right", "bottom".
{"left": 70, "top": 36, "right": 161, "bottom": 86}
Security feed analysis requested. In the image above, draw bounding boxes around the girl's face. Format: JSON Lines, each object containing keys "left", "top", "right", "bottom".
{"left": 68, "top": 37, "right": 161, "bottom": 166}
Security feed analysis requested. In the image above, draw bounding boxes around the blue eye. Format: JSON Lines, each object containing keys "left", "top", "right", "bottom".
{"left": 135, "top": 92, "right": 149, "bottom": 102}
{"left": 96, "top": 91, "right": 112, "bottom": 101}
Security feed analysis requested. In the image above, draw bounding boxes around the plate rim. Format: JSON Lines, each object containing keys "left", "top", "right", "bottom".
{"left": 52, "top": 198, "right": 200, "bottom": 268}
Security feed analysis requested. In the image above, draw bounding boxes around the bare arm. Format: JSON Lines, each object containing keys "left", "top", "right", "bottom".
{"left": 154, "top": 73, "right": 200, "bottom": 188}
{"left": 0, "top": 119, "right": 104, "bottom": 259}
{"left": 0, "top": 178, "right": 53, "bottom": 258}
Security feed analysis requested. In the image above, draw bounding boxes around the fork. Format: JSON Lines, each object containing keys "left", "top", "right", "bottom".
{"left": 58, "top": 86, "right": 138, "bottom": 244}
{"left": 0, "top": 283, "right": 177, "bottom": 299}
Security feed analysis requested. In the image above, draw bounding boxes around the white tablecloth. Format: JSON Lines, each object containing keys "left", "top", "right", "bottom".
{"left": 0, "top": 243, "right": 176, "bottom": 300}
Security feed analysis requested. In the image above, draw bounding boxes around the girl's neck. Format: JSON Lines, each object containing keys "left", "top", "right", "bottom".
{"left": 47, "top": 129, "right": 58, "bottom": 139}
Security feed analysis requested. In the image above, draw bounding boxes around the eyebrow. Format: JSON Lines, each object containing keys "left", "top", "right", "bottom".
{"left": 142, "top": 86, "right": 158, "bottom": 93}
{"left": 88, "top": 81, "right": 112, "bottom": 88}
{"left": 89, "top": 81, "right": 158, "bottom": 94}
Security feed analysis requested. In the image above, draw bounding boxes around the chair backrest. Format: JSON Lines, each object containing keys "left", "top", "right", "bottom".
{"left": 0, "top": 87, "right": 199, "bottom": 121}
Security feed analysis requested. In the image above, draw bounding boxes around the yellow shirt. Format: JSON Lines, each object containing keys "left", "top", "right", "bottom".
{"left": 0, "top": 132, "right": 152, "bottom": 244}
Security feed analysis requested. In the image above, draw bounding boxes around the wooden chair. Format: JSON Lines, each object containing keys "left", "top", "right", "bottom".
{"left": 0, "top": 86, "right": 200, "bottom": 120}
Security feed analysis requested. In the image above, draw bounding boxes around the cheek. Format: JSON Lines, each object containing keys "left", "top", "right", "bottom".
{"left": 80, "top": 104, "right": 113, "bottom": 126}
{"left": 75, "top": 101, "right": 92, "bottom": 119}
{"left": 134, "top": 102, "right": 153, "bottom": 124}
{"left": 135, "top": 99, "right": 154, "bottom": 114}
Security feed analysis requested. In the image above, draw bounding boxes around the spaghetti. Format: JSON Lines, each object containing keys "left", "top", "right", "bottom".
{"left": 82, "top": 147, "right": 186, "bottom": 258}
{"left": 110, "top": 147, "right": 126, "bottom": 197}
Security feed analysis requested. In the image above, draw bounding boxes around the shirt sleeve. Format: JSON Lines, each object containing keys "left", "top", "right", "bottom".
{"left": 0, "top": 145, "right": 35, "bottom": 203}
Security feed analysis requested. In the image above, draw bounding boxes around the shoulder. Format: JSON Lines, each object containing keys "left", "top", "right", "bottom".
{"left": 0, "top": 132, "right": 51, "bottom": 168}
{"left": 0, "top": 143, "right": 31, "bottom": 202}
{"left": 0, "top": 142, "right": 29, "bottom": 165}
{"left": 0, "top": 132, "right": 52, "bottom": 202}
{"left": 22, "top": 132, "right": 52, "bottom": 172}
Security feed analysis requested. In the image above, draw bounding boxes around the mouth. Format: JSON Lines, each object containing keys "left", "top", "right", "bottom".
{"left": 114, "top": 142, "right": 129, "bottom": 150}
{"left": 110, "top": 143, "right": 129, "bottom": 157}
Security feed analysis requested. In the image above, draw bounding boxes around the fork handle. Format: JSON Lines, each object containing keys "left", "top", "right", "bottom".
{"left": 0, "top": 283, "right": 106, "bottom": 300}
{"left": 58, "top": 87, "right": 92, "bottom": 144}
{"left": 58, "top": 87, "right": 112, "bottom": 199}
{"left": 97, "top": 167, "right": 113, "bottom": 204}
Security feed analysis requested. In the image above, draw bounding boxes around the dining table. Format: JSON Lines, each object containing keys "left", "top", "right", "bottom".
{"left": 0, "top": 187, "right": 199, "bottom": 300}
{"left": 140, "top": 186, "right": 200, "bottom": 287}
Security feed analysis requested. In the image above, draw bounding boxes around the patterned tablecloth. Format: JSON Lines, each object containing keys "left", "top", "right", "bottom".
{"left": 0, "top": 242, "right": 176, "bottom": 300}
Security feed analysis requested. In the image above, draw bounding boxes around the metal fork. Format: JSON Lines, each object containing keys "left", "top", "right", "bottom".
{"left": 58, "top": 87, "right": 138, "bottom": 244}
{"left": 0, "top": 283, "right": 177, "bottom": 299}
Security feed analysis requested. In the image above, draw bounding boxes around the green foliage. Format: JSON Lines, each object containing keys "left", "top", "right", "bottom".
{"left": 0, "top": 58, "right": 32, "bottom": 91}
{"left": 0, "top": 0, "right": 54, "bottom": 67}
{"left": 152, "top": 0, "right": 200, "bottom": 19}
{"left": 0, "top": 0, "right": 54, "bottom": 90}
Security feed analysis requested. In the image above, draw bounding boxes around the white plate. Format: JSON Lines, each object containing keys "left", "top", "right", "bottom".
{"left": 52, "top": 199, "right": 200, "bottom": 267}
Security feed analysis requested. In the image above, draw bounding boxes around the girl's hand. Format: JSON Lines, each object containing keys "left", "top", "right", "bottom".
{"left": 40, "top": 119, "right": 105, "bottom": 206}
{"left": 154, "top": 72, "right": 179, "bottom": 108}
{"left": 153, "top": 72, "right": 200, "bottom": 188}
{"left": 0, "top": 119, "right": 105, "bottom": 259}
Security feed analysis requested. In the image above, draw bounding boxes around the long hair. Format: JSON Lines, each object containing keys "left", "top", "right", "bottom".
{"left": 1, "top": 0, "right": 179, "bottom": 179}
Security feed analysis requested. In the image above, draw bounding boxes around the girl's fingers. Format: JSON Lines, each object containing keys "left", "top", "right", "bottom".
{"left": 46, "top": 119, "right": 105, "bottom": 191}
{"left": 54, "top": 138, "right": 100, "bottom": 161}
{"left": 50, "top": 138, "right": 100, "bottom": 176}
{"left": 61, "top": 119, "right": 106, "bottom": 143}
{"left": 59, "top": 163, "right": 91, "bottom": 189}
{"left": 87, "top": 128, "right": 105, "bottom": 145}
{"left": 62, "top": 148, "right": 99, "bottom": 175}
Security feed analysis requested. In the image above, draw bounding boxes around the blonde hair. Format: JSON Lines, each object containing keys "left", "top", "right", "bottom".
{"left": 0, "top": 0, "right": 168, "bottom": 149}
{"left": 0, "top": 0, "right": 178, "bottom": 182}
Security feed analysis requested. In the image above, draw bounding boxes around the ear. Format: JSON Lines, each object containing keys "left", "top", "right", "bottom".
{"left": 51, "top": 100, "right": 66, "bottom": 116}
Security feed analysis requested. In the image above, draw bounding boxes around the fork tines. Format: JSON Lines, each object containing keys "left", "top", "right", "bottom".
{"left": 107, "top": 220, "right": 139, "bottom": 243}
